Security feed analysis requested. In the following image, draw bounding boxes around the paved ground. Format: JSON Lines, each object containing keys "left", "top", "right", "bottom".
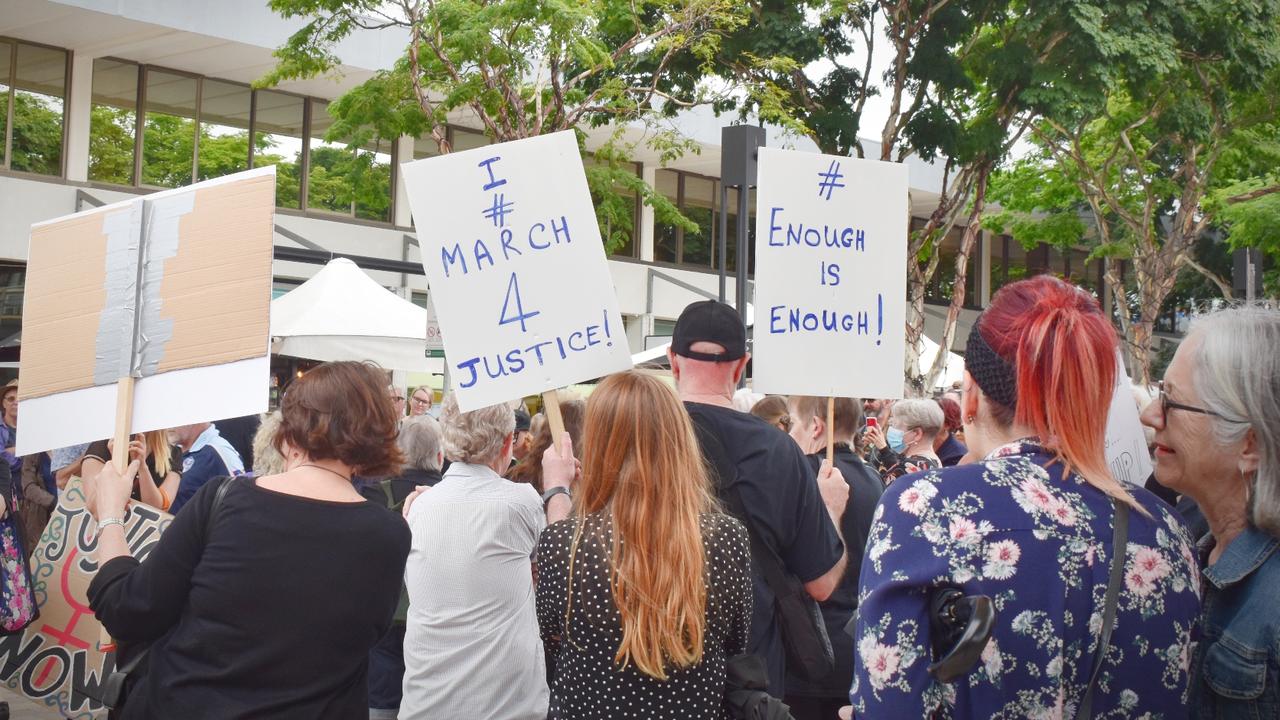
{"left": 0, "top": 687, "right": 69, "bottom": 719}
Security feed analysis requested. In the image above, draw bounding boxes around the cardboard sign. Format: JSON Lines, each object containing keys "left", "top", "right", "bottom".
{"left": 1105, "top": 354, "right": 1154, "bottom": 486}
{"left": 400, "top": 131, "right": 632, "bottom": 411}
{"left": 752, "top": 149, "right": 908, "bottom": 398}
{"left": 0, "top": 479, "right": 172, "bottom": 718}
{"left": 17, "top": 167, "right": 276, "bottom": 456}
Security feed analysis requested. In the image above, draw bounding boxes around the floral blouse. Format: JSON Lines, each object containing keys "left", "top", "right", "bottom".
{"left": 852, "top": 439, "right": 1202, "bottom": 718}
{"left": 875, "top": 447, "right": 940, "bottom": 485}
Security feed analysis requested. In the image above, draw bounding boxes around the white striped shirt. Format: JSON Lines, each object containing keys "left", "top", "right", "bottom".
{"left": 400, "top": 462, "right": 548, "bottom": 720}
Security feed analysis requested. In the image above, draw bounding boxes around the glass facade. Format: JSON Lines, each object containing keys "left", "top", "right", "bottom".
{"left": 0, "top": 40, "right": 68, "bottom": 176}
{"left": 86, "top": 59, "right": 397, "bottom": 222}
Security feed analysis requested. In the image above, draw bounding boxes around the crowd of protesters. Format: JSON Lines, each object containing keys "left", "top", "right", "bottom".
{"left": 0, "top": 274, "right": 1271, "bottom": 719}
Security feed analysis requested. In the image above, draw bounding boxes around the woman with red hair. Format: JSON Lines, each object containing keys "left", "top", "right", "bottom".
{"left": 851, "top": 276, "right": 1201, "bottom": 718}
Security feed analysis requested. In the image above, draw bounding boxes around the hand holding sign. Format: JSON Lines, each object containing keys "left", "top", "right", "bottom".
{"left": 400, "top": 131, "right": 632, "bottom": 416}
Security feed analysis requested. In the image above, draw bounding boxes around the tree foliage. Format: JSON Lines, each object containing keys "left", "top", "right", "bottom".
{"left": 261, "top": 0, "right": 748, "bottom": 250}
{"left": 985, "top": 0, "right": 1280, "bottom": 384}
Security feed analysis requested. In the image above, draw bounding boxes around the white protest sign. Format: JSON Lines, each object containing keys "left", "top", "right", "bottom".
{"left": 400, "top": 131, "right": 632, "bottom": 411}
{"left": 752, "top": 148, "right": 908, "bottom": 398}
{"left": 1105, "top": 353, "right": 1154, "bottom": 486}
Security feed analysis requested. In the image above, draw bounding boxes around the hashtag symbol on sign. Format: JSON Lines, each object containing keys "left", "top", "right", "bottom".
{"left": 817, "top": 160, "right": 845, "bottom": 201}
{"left": 483, "top": 193, "right": 515, "bottom": 228}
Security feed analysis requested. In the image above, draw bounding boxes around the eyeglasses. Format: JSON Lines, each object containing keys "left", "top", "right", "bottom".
{"left": 411, "top": 396, "right": 431, "bottom": 406}
{"left": 1157, "top": 381, "right": 1219, "bottom": 424}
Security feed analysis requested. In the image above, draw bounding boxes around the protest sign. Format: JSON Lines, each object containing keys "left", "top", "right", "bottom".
{"left": 0, "top": 478, "right": 172, "bottom": 718}
{"left": 1105, "top": 354, "right": 1154, "bottom": 486}
{"left": 17, "top": 167, "right": 276, "bottom": 457}
{"left": 400, "top": 131, "right": 632, "bottom": 412}
{"left": 752, "top": 148, "right": 908, "bottom": 400}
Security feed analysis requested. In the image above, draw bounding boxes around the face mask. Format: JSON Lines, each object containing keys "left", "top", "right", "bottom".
{"left": 887, "top": 427, "right": 908, "bottom": 453}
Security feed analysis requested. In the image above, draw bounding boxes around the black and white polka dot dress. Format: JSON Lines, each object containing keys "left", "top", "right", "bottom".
{"left": 535, "top": 512, "right": 752, "bottom": 719}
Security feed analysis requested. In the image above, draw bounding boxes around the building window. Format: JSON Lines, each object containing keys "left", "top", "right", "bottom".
{"left": 308, "top": 100, "right": 393, "bottom": 222}
{"left": 584, "top": 156, "right": 641, "bottom": 259}
{"left": 251, "top": 89, "right": 304, "bottom": 209}
{"left": 89, "top": 58, "right": 139, "bottom": 184}
{"left": 0, "top": 40, "right": 68, "bottom": 176}
{"left": 88, "top": 60, "right": 396, "bottom": 223}
{"left": 0, "top": 264, "right": 25, "bottom": 343}
{"left": 654, "top": 169, "right": 679, "bottom": 263}
{"left": 196, "top": 79, "right": 251, "bottom": 181}
{"left": 141, "top": 69, "right": 197, "bottom": 188}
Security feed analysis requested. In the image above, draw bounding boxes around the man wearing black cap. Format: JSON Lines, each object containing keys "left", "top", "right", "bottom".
{"left": 668, "top": 300, "right": 849, "bottom": 699}
{"left": 512, "top": 406, "right": 533, "bottom": 463}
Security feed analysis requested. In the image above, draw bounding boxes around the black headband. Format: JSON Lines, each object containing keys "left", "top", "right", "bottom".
{"left": 965, "top": 320, "right": 1018, "bottom": 410}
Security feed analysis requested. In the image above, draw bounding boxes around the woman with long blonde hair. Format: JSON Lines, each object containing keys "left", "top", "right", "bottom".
{"left": 82, "top": 430, "right": 181, "bottom": 511}
{"left": 536, "top": 370, "right": 752, "bottom": 719}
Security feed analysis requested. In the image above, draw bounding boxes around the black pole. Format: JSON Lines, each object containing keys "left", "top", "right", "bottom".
{"left": 734, "top": 185, "right": 749, "bottom": 320}
{"left": 718, "top": 183, "right": 729, "bottom": 303}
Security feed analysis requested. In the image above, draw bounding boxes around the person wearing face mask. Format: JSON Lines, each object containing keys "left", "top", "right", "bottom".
{"left": 863, "top": 399, "right": 943, "bottom": 485}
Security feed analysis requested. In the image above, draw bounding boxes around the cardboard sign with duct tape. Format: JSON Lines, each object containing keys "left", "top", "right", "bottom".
{"left": 16, "top": 166, "right": 275, "bottom": 456}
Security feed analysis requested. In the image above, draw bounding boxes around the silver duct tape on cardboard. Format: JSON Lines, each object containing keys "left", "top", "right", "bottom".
{"left": 92, "top": 203, "right": 143, "bottom": 385}
{"left": 134, "top": 193, "right": 187, "bottom": 376}
{"left": 91, "top": 193, "right": 190, "bottom": 385}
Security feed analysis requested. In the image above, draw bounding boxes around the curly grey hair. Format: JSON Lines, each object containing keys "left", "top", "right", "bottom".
{"left": 1190, "top": 304, "right": 1280, "bottom": 537}
{"left": 439, "top": 393, "right": 516, "bottom": 465}
{"left": 399, "top": 415, "right": 443, "bottom": 472}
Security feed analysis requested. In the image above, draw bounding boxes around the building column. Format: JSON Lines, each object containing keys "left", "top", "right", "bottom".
{"left": 393, "top": 134, "right": 415, "bottom": 227}
{"left": 639, "top": 164, "right": 656, "bottom": 263}
{"left": 64, "top": 51, "right": 95, "bottom": 183}
{"left": 979, "top": 229, "right": 993, "bottom": 307}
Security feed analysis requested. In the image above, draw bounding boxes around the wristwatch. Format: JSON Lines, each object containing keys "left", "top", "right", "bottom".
{"left": 541, "top": 486, "right": 571, "bottom": 507}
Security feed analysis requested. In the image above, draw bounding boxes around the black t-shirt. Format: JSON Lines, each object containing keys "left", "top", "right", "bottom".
{"left": 88, "top": 477, "right": 411, "bottom": 719}
{"left": 685, "top": 402, "right": 844, "bottom": 698}
{"left": 788, "top": 444, "right": 884, "bottom": 698}
{"left": 85, "top": 439, "right": 183, "bottom": 502}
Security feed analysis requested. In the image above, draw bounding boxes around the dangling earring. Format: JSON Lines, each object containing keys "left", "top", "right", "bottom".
{"left": 965, "top": 415, "right": 976, "bottom": 424}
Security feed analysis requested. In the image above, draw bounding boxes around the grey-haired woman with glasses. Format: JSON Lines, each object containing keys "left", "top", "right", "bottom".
{"left": 1140, "top": 305, "right": 1280, "bottom": 719}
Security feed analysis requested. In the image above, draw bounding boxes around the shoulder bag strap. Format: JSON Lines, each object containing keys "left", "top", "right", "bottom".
{"left": 114, "top": 476, "right": 237, "bottom": 677}
{"left": 1075, "top": 498, "right": 1130, "bottom": 720}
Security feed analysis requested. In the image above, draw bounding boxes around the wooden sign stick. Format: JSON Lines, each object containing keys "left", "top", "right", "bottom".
{"left": 102, "top": 376, "right": 136, "bottom": 650}
{"left": 111, "top": 377, "right": 136, "bottom": 474}
{"left": 826, "top": 396, "right": 835, "bottom": 466}
{"left": 542, "top": 388, "right": 566, "bottom": 449}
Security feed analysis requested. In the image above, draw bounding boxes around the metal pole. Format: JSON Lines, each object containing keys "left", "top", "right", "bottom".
{"left": 1247, "top": 250, "right": 1257, "bottom": 302}
{"left": 718, "top": 183, "right": 729, "bottom": 303}
{"left": 735, "top": 184, "right": 750, "bottom": 320}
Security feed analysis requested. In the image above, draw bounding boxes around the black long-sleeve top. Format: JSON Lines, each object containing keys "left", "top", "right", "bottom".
{"left": 88, "top": 477, "right": 410, "bottom": 719}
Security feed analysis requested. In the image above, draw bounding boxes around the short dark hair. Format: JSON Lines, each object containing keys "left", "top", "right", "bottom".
{"left": 276, "top": 361, "right": 404, "bottom": 477}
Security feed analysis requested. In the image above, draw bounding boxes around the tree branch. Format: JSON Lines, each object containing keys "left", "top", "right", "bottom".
{"left": 1180, "top": 254, "right": 1235, "bottom": 298}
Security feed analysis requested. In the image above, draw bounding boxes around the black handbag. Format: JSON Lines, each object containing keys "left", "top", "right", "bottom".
{"left": 694, "top": 422, "right": 835, "bottom": 682}
{"left": 101, "top": 476, "right": 239, "bottom": 710}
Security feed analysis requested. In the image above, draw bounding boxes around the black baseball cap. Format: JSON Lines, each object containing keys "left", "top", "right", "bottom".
{"left": 514, "top": 406, "right": 531, "bottom": 432}
{"left": 672, "top": 300, "right": 747, "bottom": 362}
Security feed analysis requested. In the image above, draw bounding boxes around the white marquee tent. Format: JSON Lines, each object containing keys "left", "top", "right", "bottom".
{"left": 270, "top": 257, "right": 433, "bottom": 372}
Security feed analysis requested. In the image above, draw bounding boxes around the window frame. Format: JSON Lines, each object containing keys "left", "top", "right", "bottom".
{"left": 0, "top": 36, "right": 71, "bottom": 179}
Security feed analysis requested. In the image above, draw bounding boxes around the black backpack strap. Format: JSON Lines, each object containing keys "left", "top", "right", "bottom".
{"left": 1075, "top": 498, "right": 1130, "bottom": 720}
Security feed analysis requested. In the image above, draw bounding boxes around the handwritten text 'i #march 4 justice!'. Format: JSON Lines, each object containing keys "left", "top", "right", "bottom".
{"left": 401, "top": 131, "right": 631, "bottom": 410}
{"left": 436, "top": 155, "right": 616, "bottom": 390}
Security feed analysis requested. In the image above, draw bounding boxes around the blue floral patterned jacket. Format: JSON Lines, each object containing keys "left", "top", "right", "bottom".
{"left": 852, "top": 439, "right": 1202, "bottom": 719}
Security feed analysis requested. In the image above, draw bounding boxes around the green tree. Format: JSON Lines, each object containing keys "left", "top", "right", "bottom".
{"left": 985, "top": 0, "right": 1280, "bottom": 385}
{"left": 261, "top": 0, "right": 745, "bottom": 248}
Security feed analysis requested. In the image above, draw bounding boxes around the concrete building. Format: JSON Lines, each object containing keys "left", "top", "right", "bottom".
{"left": 0, "top": 0, "right": 1116, "bottom": 389}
